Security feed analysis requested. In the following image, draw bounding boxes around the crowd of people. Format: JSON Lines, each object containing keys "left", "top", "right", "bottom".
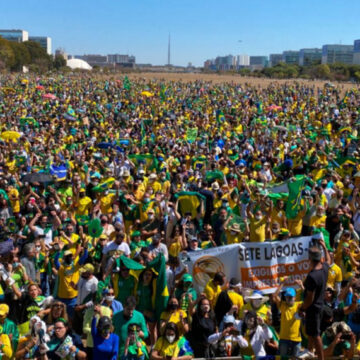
{"left": 0, "top": 75, "right": 359, "bottom": 359}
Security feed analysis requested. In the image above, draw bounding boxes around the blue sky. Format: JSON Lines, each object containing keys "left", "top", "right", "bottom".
{"left": 1, "top": 0, "right": 359, "bottom": 66}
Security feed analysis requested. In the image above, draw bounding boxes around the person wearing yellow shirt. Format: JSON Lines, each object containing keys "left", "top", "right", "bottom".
{"left": 99, "top": 190, "right": 116, "bottom": 215}
{"left": 288, "top": 202, "right": 307, "bottom": 236}
{"left": 159, "top": 171, "right": 171, "bottom": 196}
{"left": 59, "top": 223, "right": 81, "bottom": 254}
{"left": 121, "top": 169, "right": 134, "bottom": 185}
{"left": 247, "top": 204, "right": 271, "bottom": 243}
{"left": 225, "top": 223, "right": 247, "bottom": 244}
{"left": 54, "top": 246, "right": 88, "bottom": 319}
{"left": 327, "top": 251, "right": 342, "bottom": 294}
{"left": 147, "top": 173, "right": 162, "bottom": 193}
{"left": 204, "top": 272, "right": 226, "bottom": 308}
{"left": 270, "top": 200, "right": 287, "bottom": 228}
{"left": 7, "top": 185, "right": 20, "bottom": 214}
{"left": 74, "top": 188, "right": 92, "bottom": 216}
{"left": 274, "top": 284, "right": 302, "bottom": 358}
{"left": 309, "top": 206, "right": 327, "bottom": 229}
{"left": 227, "top": 278, "right": 244, "bottom": 317}
{"left": 240, "top": 291, "right": 271, "bottom": 322}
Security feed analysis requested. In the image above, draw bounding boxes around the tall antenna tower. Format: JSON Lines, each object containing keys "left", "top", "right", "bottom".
{"left": 168, "top": 33, "right": 171, "bottom": 66}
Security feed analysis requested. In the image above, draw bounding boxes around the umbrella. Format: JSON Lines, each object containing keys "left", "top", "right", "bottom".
{"left": 22, "top": 172, "right": 54, "bottom": 184}
{"left": 1, "top": 131, "right": 21, "bottom": 142}
{"left": 96, "top": 142, "right": 113, "bottom": 149}
{"left": 43, "top": 93, "right": 57, "bottom": 100}
{"left": 141, "top": 91, "right": 154, "bottom": 97}
{"left": 266, "top": 105, "right": 282, "bottom": 112}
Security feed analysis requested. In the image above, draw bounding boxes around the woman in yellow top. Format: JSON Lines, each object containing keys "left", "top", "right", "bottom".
{"left": 167, "top": 225, "right": 187, "bottom": 258}
{"left": 159, "top": 296, "right": 189, "bottom": 336}
{"left": 151, "top": 322, "right": 193, "bottom": 360}
{"left": 247, "top": 202, "right": 272, "bottom": 243}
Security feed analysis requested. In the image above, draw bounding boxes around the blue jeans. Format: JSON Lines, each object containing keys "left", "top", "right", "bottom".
{"left": 40, "top": 272, "right": 50, "bottom": 297}
{"left": 279, "top": 339, "right": 300, "bottom": 359}
{"left": 56, "top": 297, "right": 77, "bottom": 319}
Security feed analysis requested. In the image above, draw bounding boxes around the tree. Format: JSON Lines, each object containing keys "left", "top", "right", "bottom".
{"left": 8, "top": 42, "right": 31, "bottom": 71}
{"left": 53, "top": 54, "right": 66, "bottom": 70}
{"left": 0, "top": 37, "right": 15, "bottom": 69}
{"left": 23, "top": 41, "right": 52, "bottom": 71}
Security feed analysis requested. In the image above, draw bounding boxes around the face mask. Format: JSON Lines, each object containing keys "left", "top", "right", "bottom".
{"left": 286, "top": 297, "right": 295, "bottom": 306}
{"left": 144, "top": 198, "right": 151, "bottom": 204}
{"left": 169, "top": 303, "right": 178, "bottom": 310}
{"left": 65, "top": 229, "right": 71, "bottom": 235}
{"left": 166, "top": 335, "right": 176, "bottom": 344}
{"left": 201, "top": 305, "right": 210, "bottom": 312}
{"left": 230, "top": 230, "right": 237, "bottom": 236}
{"left": 64, "top": 257, "right": 73, "bottom": 265}
{"left": 36, "top": 246, "right": 41, "bottom": 252}
{"left": 54, "top": 244, "right": 60, "bottom": 251}
{"left": 222, "top": 202, "right": 229, "bottom": 207}
{"left": 101, "top": 329, "right": 110, "bottom": 337}
{"left": 148, "top": 214, "right": 154, "bottom": 220}
{"left": 272, "top": 228, "right": 280, "bottom": 234}
{"left": 251, "top": 299, "right": 262, "bottom": 309}
{"left": 105, "top": 296, "right": 115, "bottom": 302}
{"left": 317, "top": 212, "right": 323, "bottom": 216}
{"left": 255, "top": 215, "right": 262, "bottom": 221}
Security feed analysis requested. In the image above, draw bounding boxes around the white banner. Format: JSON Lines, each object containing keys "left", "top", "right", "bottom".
{"left": 185, "top": 236, "right": 314, "bottom": 294}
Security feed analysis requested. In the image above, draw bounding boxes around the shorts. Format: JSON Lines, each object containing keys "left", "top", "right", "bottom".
{"left": 305, "top": 308, "right": 321, "bottom": 337}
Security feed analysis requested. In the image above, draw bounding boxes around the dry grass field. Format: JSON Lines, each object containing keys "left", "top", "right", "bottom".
{"left": 109, "top": 72, "right": 358, "bottom": 94}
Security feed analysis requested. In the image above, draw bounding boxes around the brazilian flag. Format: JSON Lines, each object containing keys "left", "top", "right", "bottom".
{"left": 216, "top": 110, "right": 225, "bottom": 123}
{"left": 174, "top": 191, "right": 206, "bottom": 218}
{"left": 285, "top": 175, "right": 306, "bottom": 219}
{"left": 147, "top": 254, "right": 169, "bottom": 321}
{"left": 128, "top": 154, "right": 158, "bottom": 171}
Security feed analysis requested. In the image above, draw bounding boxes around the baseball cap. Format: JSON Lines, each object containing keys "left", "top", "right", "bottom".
{"left": 182, "top": 273, "right": 193, "bottom": 283}
{"left": 223, "top": 314, "right": 235, "bottom": 325}
{"left": 80, "top": 263, "right": 95, "bottom": 274}
{"left": 283, "top": 287, "right": 296, "bottom": 297}
{"left": 63, "top": 250, "right": 73, "bottom": 257}
{"left": 0, "top": 304, "right": 9, "bottom": 316}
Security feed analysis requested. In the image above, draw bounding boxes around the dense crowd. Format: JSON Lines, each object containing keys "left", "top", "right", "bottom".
{"left": 0, "top": 75, "right": 359, "bottom": 359}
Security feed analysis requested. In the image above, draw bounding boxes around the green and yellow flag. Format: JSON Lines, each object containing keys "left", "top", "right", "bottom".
{"left": 174, "top": 191, "right": 206, "bottom": 218}
{"left": 147, "top": 254, "right": 169, "bottom": 320}
{"left": 285, "top": 175, "right": 306, "bottom": 219}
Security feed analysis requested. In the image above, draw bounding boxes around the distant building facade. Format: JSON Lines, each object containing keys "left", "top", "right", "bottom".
{"left": 269, "top": 54, "right": 283, "bottom": 67}
{"left": 29, "top": 36, "right": 52, "bottom": 55}
{"left": 0, "top": 29, "right": 28, "bottom": 42}
{"left": 299, "top": 48, "right": 322, "bottom": 66}
{"left": 74, "top": 54, "right": 108, "bottom": 66}
{"left": 249, "top": 56, "right": 268, "bottom": 70}
{"left": 322, "top": 44, "right": 354, "bottom": 64}
{"left": 353, "top": 40, "right": 360, "bottom": 65}
{"left": 108, "top": 54, "right": 136, "bottom": 67}
{"left": 236, "top": 54, "right": 250, "bottom": 67}
{"left": 282, "top": 51, "right": 300, "bottom": 65}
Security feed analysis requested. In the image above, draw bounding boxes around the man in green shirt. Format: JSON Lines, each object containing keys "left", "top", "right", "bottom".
{"left": 112, "top": 296, "right": 149, "bottom": 355}
{"left": 0, "top": 303, "right": 19, "bottom": 352}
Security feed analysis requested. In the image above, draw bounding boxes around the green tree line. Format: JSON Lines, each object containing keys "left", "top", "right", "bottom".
{"left": 237, "top": 62, "right": 360, "bottom": 82}
{"left": 0, "top": 36, "right": 66, "bottom": 72}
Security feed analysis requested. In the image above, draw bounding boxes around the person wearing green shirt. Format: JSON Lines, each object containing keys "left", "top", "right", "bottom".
{"left": 0, "top": 303, "right": 19, "bottom": 352}
{"left": 112, "top": 296, "right": 149, "bottom": 355}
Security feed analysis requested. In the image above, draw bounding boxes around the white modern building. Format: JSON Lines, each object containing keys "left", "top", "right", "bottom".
{"left": 236, "top": 54, "right": 250, "bottom": 67}
{"left": 0, "top": 29, "right": 28, "bottom": 42}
